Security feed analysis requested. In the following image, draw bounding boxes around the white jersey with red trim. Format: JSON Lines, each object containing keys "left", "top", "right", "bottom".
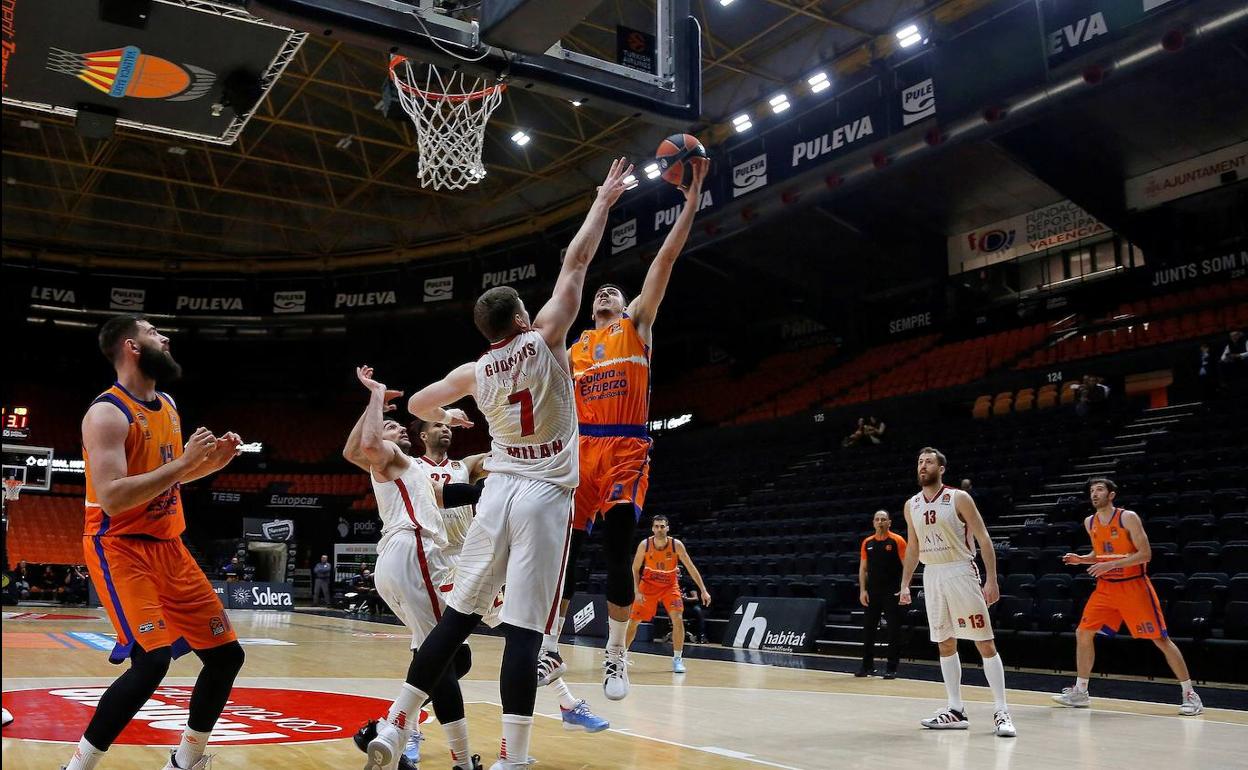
{"left": 412, "top": 455, "right": 474, "bottom": 554}
{"left": 475, "top": 330, "right": 578, "bottom": 489}
{"left": 372, "top": 459, "right": 454, "bottom": 588}
{"left": 909, "top": 485, "right": 976, "bottom": 566}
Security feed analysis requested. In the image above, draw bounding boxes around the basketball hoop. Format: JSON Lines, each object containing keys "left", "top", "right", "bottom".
{"left": 3, "top": 478, "right": 22, "bottom": 502}
{"left": 388, "top": 56, "right": 506, "bottom": 191}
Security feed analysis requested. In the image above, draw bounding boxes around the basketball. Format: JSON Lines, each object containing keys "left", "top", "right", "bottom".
{"left": 655, "top": 133, "right": 708, "bottom": 188}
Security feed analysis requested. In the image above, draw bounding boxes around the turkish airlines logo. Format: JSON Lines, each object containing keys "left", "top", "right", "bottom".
{"left": 1, "top": 687, "right": 392, "bottom": 745}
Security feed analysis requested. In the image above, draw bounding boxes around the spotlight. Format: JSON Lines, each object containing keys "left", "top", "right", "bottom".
{"left": 769, "top": 93, "right": 790, "bottom": 114}
{"left": 895, "top": 23, "right": 923, "bottom": 48}
{"left": 643, "top": 162, "right": 661, "bottom": 180}
{"left": 732, "top": 113, "right": 752, "bottom": 132}
{"left": 807, "top": 71, "right": 830, "bottom": 93}
{"left": 510, "top": 130, "right": 531, "bottom": 146}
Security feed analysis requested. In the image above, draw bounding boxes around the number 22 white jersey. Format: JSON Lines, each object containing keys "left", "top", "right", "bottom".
{"left": 370, "top": 460, "right": 454, "bottom": 587}
{"left": 412, "top": 455, "right": 474, "bottom": 553}
{"left": 909, "top": 485, "right": 976, "bottom": 566}
{"left": 475, "top": 330, "right": 578, "bottom": 489}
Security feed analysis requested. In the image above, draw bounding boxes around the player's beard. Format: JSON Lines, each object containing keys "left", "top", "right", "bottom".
{"left": 137, "top": 345, "right": 183, "bottom": 383}
{"left": 917, "top": 469, "right": 936, "bottom": 487}
{"left": 397, "top": 437, "right": 413, "bottom": 453}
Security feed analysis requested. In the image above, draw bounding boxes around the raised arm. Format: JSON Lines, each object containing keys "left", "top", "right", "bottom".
{"left": 353, "top": 366, "right": 409, "bottom": 481}
{"left": 955, "top": 490, "right": 999, "bottom": 605}
{"left": 532, "top": 157, "right": 633, "bottom": 350}
{"left": 407, "top": 362, "right": 477, "bottom": 428}
{"left": 627, "top": 158, "right": 708, "bottom": 344}
{"left": 344, "top": 365, "right": 404, "bottom": 472}
{"left": 83, "top": 402, "right": 214, "bottom": 515}
{"left": 675, "top": 539, "right": 711, "bottom": 606}
{"left": 898, "top": 500, "right": 921, "bottom": 605}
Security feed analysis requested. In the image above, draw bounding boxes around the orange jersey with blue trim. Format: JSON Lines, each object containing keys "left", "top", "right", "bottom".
{"left": 84, "top": 383, "right": 185, "bottom": 539}
{"left": 1089, "top": 508, "right": 1145, "bottom": 580}
{"left": 569, "top": 315, "right": 651, "bottom": 433}
{"left": 640, "top": 536, "right": 679, "bottom": 585}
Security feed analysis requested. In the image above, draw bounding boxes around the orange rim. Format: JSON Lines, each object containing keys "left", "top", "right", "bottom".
{"left": 389, "top": 55, "right": 506, "bottom": 102}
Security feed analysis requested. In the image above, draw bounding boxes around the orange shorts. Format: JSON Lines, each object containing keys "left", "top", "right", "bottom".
{"left": 1078, "top": 577, "right": 1168, "bottom": 639}
{"left": 84, "top": 534, "right": 237, "bottom": 663}
{"left": 630, "top": 578, "right": 683, "bottom": 622}
{"left": 573, "top": 435, "right": 651, "bottom": 532}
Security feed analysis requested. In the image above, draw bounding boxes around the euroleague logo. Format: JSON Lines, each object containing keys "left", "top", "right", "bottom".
{"left": 966, "top": 228, "right": 1016, "bottom": 254}
{"left": 1, "top": 687, "right": 390, "bottom": 745}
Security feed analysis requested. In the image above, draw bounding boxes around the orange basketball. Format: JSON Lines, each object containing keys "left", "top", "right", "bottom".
{"left": 655, "top": 133, "right": 707, "bottom": 189}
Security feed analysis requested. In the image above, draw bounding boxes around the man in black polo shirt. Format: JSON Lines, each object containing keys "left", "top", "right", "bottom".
{"left": 858, "top": 510, "right": 907, "bottom": 678}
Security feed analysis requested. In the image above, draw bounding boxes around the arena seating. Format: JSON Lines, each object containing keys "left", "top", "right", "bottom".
{"left": 7, "top": 494, "right": 85, "bottom": 566}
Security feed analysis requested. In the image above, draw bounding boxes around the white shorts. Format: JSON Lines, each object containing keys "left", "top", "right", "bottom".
{"left": 922, "top": 560, "right": 994, "bottom": 643}
{"left": 447, "top": 473, "right": 573, "bottom": 634}
{"left": 374, "top": 532, "right": 452, "bottom": 649}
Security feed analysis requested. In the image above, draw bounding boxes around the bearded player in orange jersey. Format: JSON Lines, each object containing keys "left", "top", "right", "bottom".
{"left": 536, "top": 157, "right": 710, "bottom": 709}
{"left": 69, "top": 315, "right": 245, "bottom": 770}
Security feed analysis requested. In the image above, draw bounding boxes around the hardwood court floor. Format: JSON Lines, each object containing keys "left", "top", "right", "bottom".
{"left": 3, "top": 608, "right": 1246, "bottom": 769}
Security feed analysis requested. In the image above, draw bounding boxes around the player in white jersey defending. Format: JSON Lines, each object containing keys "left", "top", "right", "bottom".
{"left": 364, "top": 158, "right": 634, "bottom": 770}
{"left": 411, "top": 418, "right": 488, "bottom": 555}
{"left": 898, "top": 447, "right": 1016, "bottom": 738}
{"left": 343, "top": 366, "right": 491, "bottom": 770}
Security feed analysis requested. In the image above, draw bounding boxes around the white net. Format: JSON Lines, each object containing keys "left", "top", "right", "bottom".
{"left": 3, "top": 478, "right": 22, "bottom": 502}
{"left": 389, "top": 57, "right": 506, "bottom": 191}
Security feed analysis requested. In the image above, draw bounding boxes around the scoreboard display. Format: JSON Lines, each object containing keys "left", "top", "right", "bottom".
{"left": 2, "top": 406, "right": 31, "bottom": 441}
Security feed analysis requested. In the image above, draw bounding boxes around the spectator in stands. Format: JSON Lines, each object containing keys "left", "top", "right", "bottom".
{"left": 843, "top": 416, "right": 887, "bottom": 447}
{"left": 1197, "top": 342, "right": 1218, "bottom": 400}
{"left": 353, "top": 567, "right": 378, "bottom": 612}
{"left": 12, "top": 561, "right": 31, "bottom": 602}
{"left": 679, "top": 574, "right": 709, "bottom": 644}
{"left": 64, "top": 565, "right": 89, "bottom": 605}
{"left": 312, "top": 555, "right": 333, "bottom": 606}
{"left": 34, "top": 565, "right": 64, "bottom": 601}
{"left": 960, "top": 479, "right": 973, "bottom": 494}
{"left": 1221, "top": 329, "right": 1246, "bottom": 385}
{"left": 222, "top": 556, "right": 241, "bottom": 582}
{"left": 1072, "top": 375, "right": 1110, "bottom": 418}
{"left": 857, "top": 510, "right": 906, "bottom": 679}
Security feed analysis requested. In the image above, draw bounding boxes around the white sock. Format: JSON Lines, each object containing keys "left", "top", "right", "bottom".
{"left": 982, "top": 653, "right": 1008, "bottom": 711}
{"left": 65, "top": 737, "right": 105, "bottom": 770}
{"left": 550, "top": 677, "right": 580, "bottom": 710}
{"left": 607, "top": 617, "right": 628, "bottom": 652}
{"left": 1075, "top": 677, "right": 1090, "bottom": 692}
{"left": 174, "top": 727, "right": 211, "bottom": 768}
{"left": 1180, "top": 679, "right": 1194, "bottom": 697}
{"left": 441, "top": 717, "right": 470, "bottom": 766}
{"left": 542, "top": 628, "right": 560, "bottom": 654}
{"left": 939, "top": 653, "right": 964, "bottom": 712}
{"left": 499, "top": 713, "right": 533, "bottom": 764}
{"left": 387, "top": 682, "right": 427, "bottom": 730}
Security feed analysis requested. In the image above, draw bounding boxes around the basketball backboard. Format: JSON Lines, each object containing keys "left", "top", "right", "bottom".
{"left": 2, "top": 445, "right": 53, "bottom": 492}
{"left": 245, "top": 0, "right": 701, "bottom": 124}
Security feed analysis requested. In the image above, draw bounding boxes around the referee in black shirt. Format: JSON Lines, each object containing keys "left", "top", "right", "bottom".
{"left": 857, "top": 510, "right": 907, "bottom": 678}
